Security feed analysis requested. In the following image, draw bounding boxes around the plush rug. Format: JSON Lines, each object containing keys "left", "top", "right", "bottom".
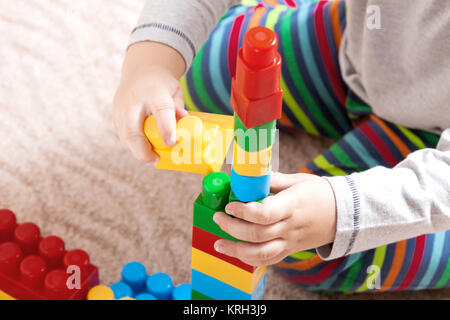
{"left": 0, "top": 0, "right": 448, "bottom": 300}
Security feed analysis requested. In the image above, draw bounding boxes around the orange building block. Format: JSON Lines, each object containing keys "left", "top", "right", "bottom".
{"left": 144, "top": 111, "right": 234, "bottom": 175}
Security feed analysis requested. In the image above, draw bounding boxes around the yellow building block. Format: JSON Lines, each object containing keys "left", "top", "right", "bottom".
{"left": 119, "top": 297, "right": 136, "bottom": 300}
{"left": 0, "top": 289, "right": 16, "bottom": 300}
{"left": 87, "top": 285, "right": 115, "bottom": 300}
{"left": 144, "top": 111, "right": 234, "bottom": 175}
{"left": 191, "top": 247, "right": 266, "bottom": 294}
{"left": 232, "top": 141, "right": 271, "bottom": 177}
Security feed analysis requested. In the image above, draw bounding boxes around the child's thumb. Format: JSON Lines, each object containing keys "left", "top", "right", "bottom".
{"left": 270, "top": 172, "right": 302, "bottom": 193}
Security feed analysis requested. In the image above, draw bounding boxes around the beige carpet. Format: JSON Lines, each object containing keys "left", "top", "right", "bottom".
{"left": 0, "top": 0, "right": 448, "bottom": 300}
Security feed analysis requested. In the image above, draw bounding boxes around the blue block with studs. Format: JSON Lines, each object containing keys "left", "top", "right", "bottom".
{"left": 110, "top": 261, "right": 191, "bottom": 300}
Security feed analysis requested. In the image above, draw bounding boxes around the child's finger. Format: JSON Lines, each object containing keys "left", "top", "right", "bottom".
{"left": 175, "top": 106, "right": 188, "bottom": 120}
{"left": 214, "top": 238, "right": 286, "bottom": 267}
{"left": 147, "top": 86, "right": 178, "bottom": 147}
{"left": 126, "top": 132, "right": 159, "bottom": 163}
{"left": 224, "top": 195, "right": 290, "bottom": 225}
{"left": 120, "top": 102, "right": 159, "bottom": 163}
{"left": 213, "top": 212, "right": 286, "bottom": 243}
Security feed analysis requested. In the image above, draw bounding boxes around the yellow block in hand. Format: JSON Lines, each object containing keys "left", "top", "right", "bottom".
{"left": 144, "top": 111, "right": 234, "bottom": 175}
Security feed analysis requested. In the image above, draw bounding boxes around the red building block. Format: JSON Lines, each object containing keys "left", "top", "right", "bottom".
{"left": 192, "top": 226, "right": 256, "bottom": 273}
{"left": 0, "top": 209, "right": 99, "bottom": 300}
{"left": 230, "top": 26, "right": 283, "bottom": 129}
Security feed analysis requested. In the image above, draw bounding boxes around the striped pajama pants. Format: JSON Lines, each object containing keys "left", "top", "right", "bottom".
{"left": 181, "top": 0, "right": 450, "bottom": 292}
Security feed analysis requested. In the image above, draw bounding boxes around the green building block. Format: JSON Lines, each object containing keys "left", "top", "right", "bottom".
{"left": 193, "top": 194, "right": 240, "bottom": 242}
{"left": 228, "top": 189, "right": 240, "bottom": 203}
{"left": 201, "top": 172, "right": 230, "bottom": 211}
{"left": 193, "top": 173, "right": 265, "bottom": 247}
{"left": 191, "top": 289, "right": 214, "bottom": 300}
{"left": 234, "top": 113, "right": 276, "bottom": 152}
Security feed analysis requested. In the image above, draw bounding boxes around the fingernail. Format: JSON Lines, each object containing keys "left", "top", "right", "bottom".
{"left": 165, "top": 134, "right": 177, "bottom": 147}
{"left": 213, "top": 213, "right": 219, "bottom": 224}
{"left": 214, "top": 242, "right": 224, "bottom": 254}
{"left": 225, "top": 204, "right": 235, "bottom": 216}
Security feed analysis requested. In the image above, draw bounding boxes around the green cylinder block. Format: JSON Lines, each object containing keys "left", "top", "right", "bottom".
{"left": 201, "top": 172, "right": 231, "bottom": 211}
{"left": 234, "top": 113, "right": 276, "bottom": 152}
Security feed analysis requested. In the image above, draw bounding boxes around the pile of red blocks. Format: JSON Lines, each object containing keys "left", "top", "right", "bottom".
{"left": 0, "top": 208, "right": 99, "bottom": 300}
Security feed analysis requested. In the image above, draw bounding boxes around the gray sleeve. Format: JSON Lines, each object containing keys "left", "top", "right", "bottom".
{"left": 317, "top": 128, "right": 450, "bottom": 260}
{"left": 129, "top": 0, "right": 241, "bottom": 70}
{"left": 340, "top": 0, "right": 450, "bottom": 134}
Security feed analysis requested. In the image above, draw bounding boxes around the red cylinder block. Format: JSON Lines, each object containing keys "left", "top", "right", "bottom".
{"left": 235, "top": 50, "right": 281, "bottom": 100}
{"left": 39, "top": 236, "right": 65, "bottom": 269}
{"left": 64, "top": 249, "right": 90, "bottom": 279}
{"left": 44, "top": 269, "right": 71, "bottom": 300}
{"left": 0, "top": 209, "right": 17, "bottom": 242}
{"left": 20, "top": 255, "right": 47, "bottom": 289}
{"left": 243, "top": 27, "right": 278, "bottom": 69}
{"left": 14, "top": 223, "right": 41, "bottom": 255}
{"left": 230, "top": 26, "right": 283, "bottom": 129}
{"left": 0, "top": 242, "right": 23, "bottom": 275}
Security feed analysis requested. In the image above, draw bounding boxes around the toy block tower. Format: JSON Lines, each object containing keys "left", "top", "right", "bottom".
{"left": 230, "top": 26, "right": 282, "bottom": 202}
{"left": 191, "top": 26, "right": 282, "bottom": 300}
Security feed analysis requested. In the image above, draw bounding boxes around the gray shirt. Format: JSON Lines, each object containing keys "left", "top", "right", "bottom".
{"left": 129, "top": 0, "right": 450, "bottom": 260}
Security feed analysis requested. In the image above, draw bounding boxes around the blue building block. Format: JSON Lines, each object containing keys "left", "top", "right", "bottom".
{"left": 110, "top": 261, "right": 190, "bottom": 300}
{"left": 135, "top": 293, "right": 157, "bottom": 300}
{"left": 171, "top": 283, "right": 192, "bottom": 300}
{"left": 110, "top": 281, "right": 133, "bottom": 299}
{"left": 253, "top": 273, "right": 266, "bottom": 300}
{"left": 191, "top": 269, "right": 265, "bottom": 300}
{"left": 230, "top": 168, "right": 271, "bottom": 202}
{"left": 122, "top": 261, "right": 147, "bottom": 292}
{"left": 146, "top": 272, "right": 174, "bottom": 300}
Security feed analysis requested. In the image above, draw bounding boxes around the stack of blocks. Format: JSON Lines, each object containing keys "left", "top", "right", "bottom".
{"left": 0, "top": 209, "right": 99, "bottom": 300}
{"left": 0, "top": 27, "right": 283, "bottom": 302}
{"left": 191, "top": 26, "right": 283, "bottom": 300}
{"left": 191, "top": 172, "right": 267, "bottom": 300}
{"left": 87, "top": 262, "right": 191, "bottom": 300}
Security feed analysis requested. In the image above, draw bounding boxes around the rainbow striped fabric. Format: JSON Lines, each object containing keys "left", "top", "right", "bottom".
{"left": 181, "top": 0, "right": 450, "bottom": 292}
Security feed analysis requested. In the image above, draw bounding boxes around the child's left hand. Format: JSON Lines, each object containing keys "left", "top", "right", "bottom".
{"left": 213, "top": 172, "right": 337, "bottom": 266}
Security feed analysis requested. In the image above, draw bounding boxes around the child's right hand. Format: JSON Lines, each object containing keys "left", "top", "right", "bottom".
{"left": 112, "top": 41, "right": 188, "bottom": 163}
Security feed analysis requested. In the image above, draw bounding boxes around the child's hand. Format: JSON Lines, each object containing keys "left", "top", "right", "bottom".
{"left": 112, "top": 42, "right": 188, "bottom": 162}
{"left": 213, "top": 172, "right": 337, "bottom": 266}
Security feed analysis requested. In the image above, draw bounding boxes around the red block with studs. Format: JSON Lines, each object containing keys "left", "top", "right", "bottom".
{"left": 230, "top": 26, "right": 283, "bottom": 129}
{"left": 192, "top": 226, "right": 257, "bottom": 273}
{"left": 0, "top": 209, "right": 99, "bottom": 300}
